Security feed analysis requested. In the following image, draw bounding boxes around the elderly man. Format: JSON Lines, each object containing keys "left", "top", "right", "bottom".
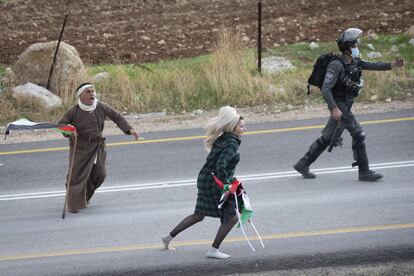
{"left": 59, "top": 83, "right": 139, "bottom": 213}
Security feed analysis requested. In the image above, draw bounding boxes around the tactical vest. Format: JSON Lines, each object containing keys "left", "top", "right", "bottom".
{"left": 332, "top": 58, "right": 362, "bottom": 101}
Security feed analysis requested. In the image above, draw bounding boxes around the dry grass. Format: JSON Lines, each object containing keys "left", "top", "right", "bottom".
{"left": 0, "top": 31, "right": 413, "bottom": 125}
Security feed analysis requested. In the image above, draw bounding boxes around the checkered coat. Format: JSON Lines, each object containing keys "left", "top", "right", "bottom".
{"left": 194, "top": 132, "right": 241, "bottom": 217}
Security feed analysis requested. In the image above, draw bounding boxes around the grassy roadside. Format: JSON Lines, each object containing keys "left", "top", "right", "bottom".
{"left": 0, "top": 32, "right": 413, "bottom": 125}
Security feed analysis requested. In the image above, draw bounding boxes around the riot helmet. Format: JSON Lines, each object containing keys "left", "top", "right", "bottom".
{"left": 336, "top": 28, "right": 363, "bottom": 53}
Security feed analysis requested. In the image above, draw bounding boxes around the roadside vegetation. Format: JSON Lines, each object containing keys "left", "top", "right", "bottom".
{"left": 0, "top": 32, "right": 413, "bottom": 125}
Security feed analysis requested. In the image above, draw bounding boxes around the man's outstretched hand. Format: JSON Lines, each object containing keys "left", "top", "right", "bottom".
{"left": 130, "top": 129, "right": 140, "bottom": 140}
{"left": 392, "top": 58, "right": 404, "bottom": 68}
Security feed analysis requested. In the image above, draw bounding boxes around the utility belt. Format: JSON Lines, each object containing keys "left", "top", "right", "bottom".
{"left": 334, "top": 94, "right": 354, "bottom": 103}
{"left": 77, "top": 135, "right": 106, "bottom": 143}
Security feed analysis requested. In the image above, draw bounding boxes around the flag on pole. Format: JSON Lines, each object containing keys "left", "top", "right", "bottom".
{"left": 4, "top": 118, "right": 76, "bottom": 139}
{"left": 212, "top": 173, "right": 263, "bottom": 251}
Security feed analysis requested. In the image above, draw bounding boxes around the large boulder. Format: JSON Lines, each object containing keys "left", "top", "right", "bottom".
{"left": 12, "top": 82, "right": 62, "bottom": 109}
{"left": 14, "top": 41, "right": 86, "bottom": 98}
{"left": 406, "top": 25, "right": 414, "bottom": 38}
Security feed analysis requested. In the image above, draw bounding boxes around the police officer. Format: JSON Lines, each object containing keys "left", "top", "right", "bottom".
{"left": 294, "top": 28, "right": 404, "bottom": 181}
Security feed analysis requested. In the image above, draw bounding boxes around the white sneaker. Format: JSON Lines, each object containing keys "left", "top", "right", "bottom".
{"left": 206, "top": 247, "right": 231, "bottom": 259}
{"left": 161, "top": 235, "right": 173, "bottom": 249}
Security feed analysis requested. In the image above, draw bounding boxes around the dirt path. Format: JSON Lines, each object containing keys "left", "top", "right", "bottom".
{"left": 1, "top": 100, "right": 413, "bottom": 145}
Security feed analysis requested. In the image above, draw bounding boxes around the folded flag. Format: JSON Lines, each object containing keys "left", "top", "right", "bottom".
{"left": 4, "top": 118, "right": 76, "bottom": 139}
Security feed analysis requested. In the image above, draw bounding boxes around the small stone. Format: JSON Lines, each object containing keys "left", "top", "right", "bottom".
{"left": 103, "top": 33, "right": 114, "bottom": 39}
{"left": 193, "top": 109, "right": 203, "bottom": 115}
{"left": 158, "top": 39, "right": 166, "bottom": 45}
{"left": 390, "top": 45, "right": 398, "bottom": 52}
{"left": 367, "top": 52, "right": 382, "bottom": 59}
{"left": 367, "top": 43, "right": 375, "bottom": 50}
{"left": 370, "top": 95, "right": 378, "bottom": 101}
{"left": 275, "top": 17, "right": 284, "bottom": 23}
{"left": 287, "top": 104, "right": 294, "bottom": 110}
{"left": 386, "top": 98, "right": 392, "bottom": 102}
{"left": 309, "top": 42, "right": 319, "bottom": 50}
{"left": 92, "top": 72, "right": 109, "bottom": 83}
{"left": 367, "top": 33, "right": 379, "bottom": 40}
{"left": 241, "top": 36, "right": 250, "bottom": 42}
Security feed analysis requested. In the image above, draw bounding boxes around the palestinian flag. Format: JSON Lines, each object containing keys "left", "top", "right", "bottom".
{"left": 212, "top": 173, "right": 254, "bottom": 226}
{"left": 5, "top": 118, "right": 76, "bottom": 139}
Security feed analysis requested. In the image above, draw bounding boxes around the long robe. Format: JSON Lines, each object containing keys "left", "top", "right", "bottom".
{"left": 58, "top": 102, "right": 133, "bottom": 211}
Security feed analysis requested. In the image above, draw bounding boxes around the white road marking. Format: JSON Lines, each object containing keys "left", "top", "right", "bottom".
{"left": 1, "top": 160, "right": 414, "bottom": 202}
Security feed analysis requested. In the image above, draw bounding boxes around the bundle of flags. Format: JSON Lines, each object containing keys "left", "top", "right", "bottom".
{"left": 212, "top": 173, "right": 264, "bottom": 252}
{"left": 4, "top": 118, "right": 76, "bottom": 140}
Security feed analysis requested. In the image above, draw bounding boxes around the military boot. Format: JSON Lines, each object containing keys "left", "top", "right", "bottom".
{"left": 359, "top": 170, "right": 383, "bottom": 182}
{"left": 294, "top": 137, "right": 329, "bottom": 179}
{"left": 294, "top": 159, "right": 316, "bottom": 179}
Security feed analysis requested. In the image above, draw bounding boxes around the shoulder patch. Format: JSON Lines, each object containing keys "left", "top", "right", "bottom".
{"left": 324, "top": 72, "right": 334, "bottom": 83}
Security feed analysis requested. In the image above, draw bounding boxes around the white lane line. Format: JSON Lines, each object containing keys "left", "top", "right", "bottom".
{"left": 1, "top": 160, "right": 414, "bottom": 202}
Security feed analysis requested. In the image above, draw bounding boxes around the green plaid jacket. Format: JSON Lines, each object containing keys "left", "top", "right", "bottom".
{"left": 194, "top": 132, "right": 241, "bottom": 217}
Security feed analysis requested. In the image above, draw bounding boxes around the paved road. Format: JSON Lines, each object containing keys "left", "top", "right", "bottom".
{"left": 0, "top": 109, "right": 413, "bottom": 275}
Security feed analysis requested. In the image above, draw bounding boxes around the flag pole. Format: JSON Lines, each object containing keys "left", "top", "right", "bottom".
{"left": 249, "top": 219, "right": 265, "bottom": 248}
{"left": 234, "top": 193, "right": 255, "bottom": 252}
{"left": 62, "top": 133, "right": 77, "bottom": 219}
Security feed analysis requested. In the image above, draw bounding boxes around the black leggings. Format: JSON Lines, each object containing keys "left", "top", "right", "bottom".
{"left": 170, "top": 213, "right": 238, "bottom": 249}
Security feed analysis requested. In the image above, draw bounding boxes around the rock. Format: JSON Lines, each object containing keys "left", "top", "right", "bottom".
{"left": 309, "top": 42, "right": 319, "bottom": 50}
{"left": 103, "top": 33, "right": 114, "bottom": 39}
{"left": 241, "top": 36, "right": 250, "bottom": 42}
{"left": 12, "top": 82, "right": 62, "bottom": 109}
{"left": 370, "top": 95, "right": 378, "bottom": 101}
{"left": 406, "top": 25, "right": 414, "bottom": 38}
{"left": 92, "top": 72, "right": 109, "bottom": 83}
{"left": 140, "top": 35, "right": 151, "bottom": 41}
{"left": 158, "top": 39, "right": 166, "bottom": 45}
{"left": 13, "top": 41, "right": 86, "bottom": 98}
{"left": 275, "top": 17, "right": 284, "bottom": 24}
{"left": 390, "top": 45, "right": 398, "bottom": 52}
{"left": 367, "top": 33, "right": 379, "bottom": 40}
{"left": 286, "top": 104, "right": 294, "bottom": 110}
{"left": 386, "top": 97, "right": 392, "bottom": 102}
{"left": 261, "top": 56, "right": 294, "bottom": 73}
{"left": 367, "top": 43, "right": 375, "bottom": 50}
{"left": 409, "top": 38, "right": 414, "bottom": 46}
{"left": 367, "top": 52, "right": 382, "bottom": 59}
{"left": 192, "top": 109, "right": 203, "bottom": 115}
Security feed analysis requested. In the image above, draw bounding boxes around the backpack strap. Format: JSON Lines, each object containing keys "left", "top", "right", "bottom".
{"left": 334, "top": 56, "right": 349, "bottom": 77}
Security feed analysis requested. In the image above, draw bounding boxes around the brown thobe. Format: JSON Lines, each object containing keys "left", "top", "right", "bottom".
{"left": 58, "top": 102, "right": 133, "bottom": 211}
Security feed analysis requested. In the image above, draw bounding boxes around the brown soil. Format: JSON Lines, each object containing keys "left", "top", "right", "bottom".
{"left": 1, "top": 0, "right": 413, "bottom": 65}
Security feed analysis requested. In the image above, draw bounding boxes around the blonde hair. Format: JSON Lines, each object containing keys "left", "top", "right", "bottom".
{"left": 204, "top": 106, "right": 241, "bottom": 152}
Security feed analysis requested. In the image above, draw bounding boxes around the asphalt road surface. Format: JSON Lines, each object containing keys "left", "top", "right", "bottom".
{"left": 0, "top": 109, "right": 413, "bottom": 275}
